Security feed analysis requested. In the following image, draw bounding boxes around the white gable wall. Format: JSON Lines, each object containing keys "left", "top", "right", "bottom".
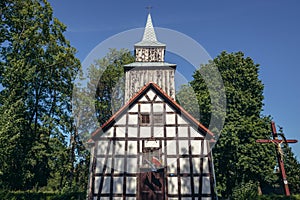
{"left": 90, "top": 89, "right": 214, "bottom": 199}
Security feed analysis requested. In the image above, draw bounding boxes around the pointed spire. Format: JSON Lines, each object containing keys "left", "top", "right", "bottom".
{"left": 135, "top": 13, "right": 165, "bottom": 47}
{"left": 142, "top": 13, "right": 158, "bottom": 42}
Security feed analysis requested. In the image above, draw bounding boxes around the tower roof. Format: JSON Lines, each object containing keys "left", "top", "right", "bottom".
{"left": 135, "top": 13, "right": 166, "bottom": 47}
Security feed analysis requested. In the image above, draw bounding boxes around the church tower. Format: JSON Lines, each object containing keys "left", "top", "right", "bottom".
{"left": 88, "top": 13, "right": 216, "bottom": 200}
{"left": 124, "top": 13, "right": 176, "bottom": 102}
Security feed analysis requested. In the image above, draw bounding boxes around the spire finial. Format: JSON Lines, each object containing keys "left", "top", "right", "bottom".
{"left": 146, "top": 6, "right": 152, "bottom": 13}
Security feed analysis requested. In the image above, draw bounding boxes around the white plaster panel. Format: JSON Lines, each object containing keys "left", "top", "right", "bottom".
{"left": 96, "top": 158, "right": 111, "bottom": 173}
{"left": 153, "top": 127, "right": 164, "bottom": 137}
{"left": 161, "top": 155, "right": 165, "bottom": 166}
{"left": 139, "top": 96, "right": 148, "bottom": 102}
{"left": 127, "top": 158, "right": 138, "bottom": 173}
{"left": 190, "top": 140, "right": 201, "bottom": 155}
{"left": 113, "top": 177, "right": 123, "bottom": 193}
{"left": 153, "top": 103, "right": 164, "bottom": 112}
{"left": 178, "top": 126, "right": 188, "bottom": 137}
{"left": 166, "top": 141, "right": 177, "bottom": 155}
{"left": 178, "top": 140, "right": 189, "bottom": 155}
{"left": 116, "top": 115, "right": 126, "bottom": 125}
{"left": 155, "top": 95, "right": 163, "bottom": 102}
{"left": 139, "top": 141, "right": 143, "bottom": 153}
{"left": 103, "top": 128, "right": 113, "bottom": 138}
{"left": 202, "top": 177, "right": 211, "bottom": 194}
{"left": 146, "top": 89, "right": 155, "bottom": 101}
{"left": 203, "top": 141, "right": 208, "bottom": 155}
{"left": 177, "top": 115, "right": 187, "bottom": 125}
{"left": 161, "top": 141, "right": 167, "bottom": 154}
{"left": 126, "top": 198, "right": 136, "bottom": 200}
{"left": 168, "top": 177, "right": 178, "bottom": 194}
{"left": 166, "top": 113, "right": 176, "bottom": 124}
{"left": 190, "top": 127, "right": 204, "bottom": 138}
{"left": 165, "top": 104, "right": 174, "bottom": 112}
{"left": 114, "top": 141, "right": 125, "bottom": 155}
{"left": 140, "top": 103, "right": 151, "bottom": 112}
{"left": 95, "top": 158, "right": 104, "bottom": 173}
{"left": 192, "top": 158, "right": 201, "bottom": 174}
{"left": 138, "top": 154, "right": 143, "bottom": 166}
{"left": 93, "top": 177, "right": 100, "bottom": 194}
{"left": 97, "top": 140, "right": 112, "bottom": 155}
{"left": 128, "top": 141, "right": 137, "bottom": 155}
{"left": 126, "top": 177, "right": 137, "bottom": 194}
{"left": 140, "top": 126, "right": 151, "bottom": 137}
{"left": 128, "top": 127, "right": 138, "bottom": 137}
{"left": 203, "top": 157, "right": 210, "bottom": 173}
{"left": 129, "top": 104, "right": 138, "bottom": 112}
{"left": 116, "top": 127, "right": 125, "bottom": 137}
{"left": 194, "top": 176, "right": 200, "bottom": 194}
{"left": 94, "top": 176, "right": 110, "bottom": 194}
{"left": 180, "top": 158, "right": 190, "bottom": 173}
{"left": 114, "top": 157, "right": 124, "bottom": 172}
{"left": 102, "top": 158, "right": 112, "bottom": 172}
{"left": 128, "top": 114, "right": 138, "bottom": 125}
{"left": 181, "top": 177, "right": 191, "bottom": 194}
{"left": 167, "top": 158, "right": 177, "bottom": 173}
{"left": 166, "top": 127, "right": 176, "bottom": 137}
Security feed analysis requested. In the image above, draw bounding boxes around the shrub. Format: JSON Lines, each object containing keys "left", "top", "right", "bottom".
{"left": 0, "top": 190, "right": 86, "bottom": 200}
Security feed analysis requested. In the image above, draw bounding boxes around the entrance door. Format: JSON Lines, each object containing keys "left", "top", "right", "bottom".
{"left": 138, "top": 146, "right": 165, "bottom": 200}
{"left": 139, "top": 168, "right": 165, "bottom": 200}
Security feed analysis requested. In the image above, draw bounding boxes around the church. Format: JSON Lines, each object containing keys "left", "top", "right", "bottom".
{"left": 87, "top": 13, "right": 217, "bottom": 200}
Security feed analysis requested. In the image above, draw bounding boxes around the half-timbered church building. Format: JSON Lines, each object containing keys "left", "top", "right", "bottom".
{"left": 88, "top": 13, "right": 216, "bottom": 200}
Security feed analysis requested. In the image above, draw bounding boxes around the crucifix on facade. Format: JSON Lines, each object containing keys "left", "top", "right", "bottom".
{"left": 256, "top": 121, "right": 298, "bottom": 196}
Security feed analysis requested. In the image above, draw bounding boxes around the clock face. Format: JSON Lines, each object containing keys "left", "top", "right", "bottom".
{"left": 136, "top": 48, "right": 164, "bottom": 62}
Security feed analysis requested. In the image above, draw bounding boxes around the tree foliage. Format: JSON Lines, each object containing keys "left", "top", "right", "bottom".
{"left": 87, "top": 48, "right": 134, "bottom": 126}
{"left": 278, "top": 127, "right": 300, "bottom": 195}
{"left": 0, "top": 0, "right": 84, "bottom": 191}
{"left": 176, "top": 84, "right": 201, "bottom": 121}
{"left": 283, "top": 144, "right": 300, "bottom": 194}
{"left": 190, "top": 51, "right": 278, "bottom": 198}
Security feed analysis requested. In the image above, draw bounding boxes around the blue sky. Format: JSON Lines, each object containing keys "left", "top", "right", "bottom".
{"left": 48, "top": 0, "right": 300, "bottom": 158}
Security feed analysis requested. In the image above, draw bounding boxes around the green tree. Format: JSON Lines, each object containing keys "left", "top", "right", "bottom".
{"left": 0, "top": 0, "right": 80, "bottom": 190}
{"left": 87, "top": 48, "right": 134, "bottom": 126}
{"left": 176, "top": 84, "right": 201, "bottom": 121}
{"left": 278, "top": 127, "right": 300, "bottom": 195}
{"left": 70, "top": 49, "right": 134, "bottom": 191}
{"left": 283, "top": 144, "right": 300, "bottom": 194}
{"left": 190, "top": 51, "right": 277, "bottom": 198}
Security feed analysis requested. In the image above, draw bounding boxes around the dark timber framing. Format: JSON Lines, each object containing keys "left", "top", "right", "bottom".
{"left": 89, "top": 83, "right": 216, "bottom": 199}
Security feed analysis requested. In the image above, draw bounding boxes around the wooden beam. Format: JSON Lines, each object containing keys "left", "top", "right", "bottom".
{"left": 271, "top": 121, "right": 290, "bottom": 196}
{"left": 256, "top": 121, "right": 298, "bottom": 197}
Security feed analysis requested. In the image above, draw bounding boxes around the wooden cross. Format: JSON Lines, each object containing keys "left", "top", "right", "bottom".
{"left": 146, "top": 6, "right": 152, "bottom": 13}
{"left": 256, "top": 121, "right": 298, "bottom": 196}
